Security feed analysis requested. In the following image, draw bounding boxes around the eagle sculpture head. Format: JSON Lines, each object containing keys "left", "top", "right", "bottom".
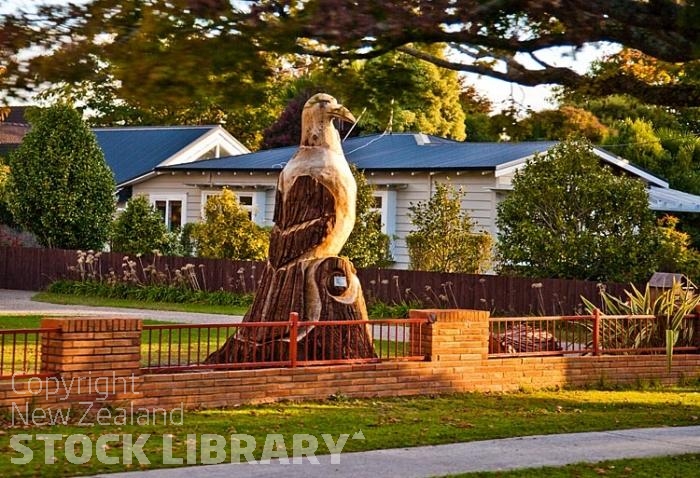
{"left": 300, "top": 93, "right": 356, "bottom": 152}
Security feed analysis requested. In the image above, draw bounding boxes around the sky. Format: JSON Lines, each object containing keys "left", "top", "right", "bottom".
{"left": 0, "top": 0, "right": 618, "bottom": 113}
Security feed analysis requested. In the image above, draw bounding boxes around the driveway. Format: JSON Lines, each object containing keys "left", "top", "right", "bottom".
{"left": 0, "top": 289, "right": 406, "bottom": 339}
{"left": 0, "top": 289, "right": 242, "bottom": 324}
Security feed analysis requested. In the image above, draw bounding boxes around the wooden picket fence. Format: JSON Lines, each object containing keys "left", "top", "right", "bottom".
{"left": 0, "top": 246, "right": 630, "bottom": 316}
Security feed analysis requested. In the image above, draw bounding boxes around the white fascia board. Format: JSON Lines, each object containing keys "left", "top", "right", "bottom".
{"left": 117, "top": 171, "right": 157, "bottom": 189}
{"left": 486, "top": 185, "right": 514, "bottom": 191}
{"left": 159, "top": 126, "right": 250, "bottom": 168}
{"left": 494, "top": 148, "right": 669, "bottom": 188}
{"left": 591, "top": 147, "right": 668, "bottom": 188}
{"left": 494, "top": 155, "right": 535, "bottom": 178}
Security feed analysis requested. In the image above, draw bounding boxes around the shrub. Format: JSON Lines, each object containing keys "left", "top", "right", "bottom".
{"left": 8, "top": 105, "right": 115, "bottom": 249}
{"left": 406, "top": 183, "right": 492, "bottom": 273}
{"left": 192, "top": 188, "right": 269, "bottom": 260}
{"left": 111, "top": 196, "right": 170, "bottom": 255}
{"left": 496, "top": 138, "right": 660, "bottom": 282}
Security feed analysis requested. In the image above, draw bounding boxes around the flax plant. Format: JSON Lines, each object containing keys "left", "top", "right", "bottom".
{"left": 582, "top": 281, "right": 699, "bottom": 369}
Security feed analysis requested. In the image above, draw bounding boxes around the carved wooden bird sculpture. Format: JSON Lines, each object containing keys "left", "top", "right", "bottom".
{"left": 268, "top": 93, "right": 357, "bottom": 268}
{"left": 204, "top": 93, "right": 375, "bottom": 364}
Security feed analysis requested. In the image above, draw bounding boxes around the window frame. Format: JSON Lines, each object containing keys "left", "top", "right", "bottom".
{"left": 150, "top": 193, "right": 187, "bottom": 231}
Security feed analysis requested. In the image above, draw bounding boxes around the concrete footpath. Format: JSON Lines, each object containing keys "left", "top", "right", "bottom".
{"left": 85, "top": 426, "right": 700, "bottom": 478}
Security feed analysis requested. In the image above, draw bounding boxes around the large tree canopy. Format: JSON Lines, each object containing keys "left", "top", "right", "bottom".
{"left": 0, "top": 0, "right": 273, "bottom": 123}
{"left": 243, "top": 0, "right": 700, "bottom": 107}
{"left": 3, "top": 1, "right": 700, "bottom": 113}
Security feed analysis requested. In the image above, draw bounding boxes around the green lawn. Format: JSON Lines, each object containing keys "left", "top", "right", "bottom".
{"left": 31, "top": 291, "right": 250, "bottom": 316}
{"left": 1, "top": 316, "right": 181, "bottom": 374}
{"left": 0, "top": 388, "right": 698, "bottom": 476}
{"left": 450, "top": 454, "right": 700, "bottom": 477}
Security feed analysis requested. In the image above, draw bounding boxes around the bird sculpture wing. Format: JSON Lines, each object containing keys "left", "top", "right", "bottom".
{"left": 268, "top": 174, "right": 336, "bottom": 268}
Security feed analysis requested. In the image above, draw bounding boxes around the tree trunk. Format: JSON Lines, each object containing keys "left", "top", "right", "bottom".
{"left": 205, "top": 256, "right": 375, "bottom": 364}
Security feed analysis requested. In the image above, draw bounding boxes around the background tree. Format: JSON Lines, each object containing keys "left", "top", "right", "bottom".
{"left": 7, "top": 2, "right": 700, "bottom": 112}
{"left": 406, "top": 183, "right": 492, "bottom": 273}
{"left": 192, "top": 188, "right": 269, "bottom": 260}
{"left": 329, "top": 48, "right": 466, "bottom": 139}
{"left": 496, "top": 138, "right": 660, "bottom": 282}
{"left": 262, "top": 48, "right": 467, "bottom": 148}
{"left": 261, "top": 89, "right": 319, "bottom": 150}
{"left": 460, "top": 81, "right": 498, "bottom": 141}
{"left": 111, "top": 196, "right": 170, "bottom": 255}
{"left": 0, "top": 157, "right": 15, "bottom": 227}
{"left": 7, "top": 105, "right": 115, "bottom": 249}
{"left": 245, "top": 1, "right": 700, "bottom": 107}
{"left": 519, "top": 106, "right": 608, "bottom": 142}
{"left": 340, "top": 164, "right": 393, "bottom": 268}
{"left": 655, "top": 215, "right": 700, "bottom": 281}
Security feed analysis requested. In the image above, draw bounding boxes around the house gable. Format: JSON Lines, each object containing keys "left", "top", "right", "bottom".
{"left": 93, "top": 125, "right": 249, "bottom": 187}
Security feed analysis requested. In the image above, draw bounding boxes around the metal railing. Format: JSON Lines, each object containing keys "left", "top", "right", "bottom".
{"left": 141, "top": 315, "right": 429, "bottom": 372}
{"left": 0, "top": 327, "right": 59, "bottom": 380}
{"left": 489, "top": 310, "right": 700, "bottom": 357}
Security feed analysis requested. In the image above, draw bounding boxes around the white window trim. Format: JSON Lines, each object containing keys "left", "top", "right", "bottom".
{"left": 372, "top": 190, "right": 397, "bottom": 256}
{"left": 150, "top": 193, "right": 187, "bottom": 230}
{"left": 372, "top": 190, "right": 396, "bottom": 237}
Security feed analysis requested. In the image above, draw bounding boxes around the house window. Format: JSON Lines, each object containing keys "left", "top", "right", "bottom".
{"left": 370, "top": 195, "right": 384, "bottom": 229}
{"left": 371, "top": 190, "right": 396, "bottom": 237}
{"left": 237, "top": 194, "right": 254, "bottom": 219}
{"left": 150, "top": 194, "right": 186, "bottom": 231}
{"left": 197, "top": 147, "right": 218, "bottom": 161}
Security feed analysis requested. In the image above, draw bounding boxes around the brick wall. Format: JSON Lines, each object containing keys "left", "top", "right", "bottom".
{"left": 2, "top": 311, "right": 699, "bottom": 412}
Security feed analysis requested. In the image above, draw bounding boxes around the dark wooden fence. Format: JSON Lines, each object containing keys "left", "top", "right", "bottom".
{"left": 0, "top": 246, "right": 630, "bottom": 316}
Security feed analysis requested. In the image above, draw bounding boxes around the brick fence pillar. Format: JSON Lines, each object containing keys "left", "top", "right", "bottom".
{"left": 40, "top": 317, "right": 143, "bottom": 402}
{"left": 409, "top": 309, "right": 490, "bottom": 361}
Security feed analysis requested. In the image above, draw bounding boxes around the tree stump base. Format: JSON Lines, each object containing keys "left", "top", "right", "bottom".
{"left": 205, "top": 256, "right": 375, "bottom": 364}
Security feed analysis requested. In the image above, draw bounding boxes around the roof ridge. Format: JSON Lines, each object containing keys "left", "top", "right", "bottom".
{"left": 92, "top": 125, "right": 218, "bottom": 131}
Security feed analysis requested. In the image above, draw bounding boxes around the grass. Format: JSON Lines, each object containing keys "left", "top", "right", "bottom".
{"left": 0, "top": 316, "right": 170, "bottom": 329}
{"left": 31, "top": 291, "right": 250, "bottom": 316}
{"left": 1, "top": 316, "right": 182, "bottom": 374}
{"left": 0, "top": 388, "right": 698, "bottom": 476}
{"left": 449, "top": 454, "right": 700, "bottom": 477}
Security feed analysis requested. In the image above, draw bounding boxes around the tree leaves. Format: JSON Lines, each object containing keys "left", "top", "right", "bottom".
{"left": 7, "top": 105, "right": 115, "bottom": 249}
{"left": 406, "top": 183, "right": 492, "bottom": 273}
{"left": 496, "top": 138, "right": 660, "bottom": 282}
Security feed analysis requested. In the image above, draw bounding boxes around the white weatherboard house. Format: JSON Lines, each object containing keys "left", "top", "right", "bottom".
{"left": 100, "top": 132, "right": 700, "bottom": 269}
{"left": 93, "top": 125, "right": 250, "bottom": 229}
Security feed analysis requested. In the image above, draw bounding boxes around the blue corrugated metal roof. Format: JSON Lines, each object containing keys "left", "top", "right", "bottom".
{"left": 649, "top": 186, "right": 700, "bottom": 212}
{"left": 160, "top": 133, "right": 558, "bottom": 172}
{"left": 93, "top": 126, "right": 216, "bottom": 184}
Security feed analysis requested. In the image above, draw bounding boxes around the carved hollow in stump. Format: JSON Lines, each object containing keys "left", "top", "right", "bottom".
{"left": 204, "top": 93, "right": 375, "bottom": 365}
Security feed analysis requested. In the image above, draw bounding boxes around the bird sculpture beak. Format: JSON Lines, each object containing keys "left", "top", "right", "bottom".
{"left": 329, "top": 104, "right": 356, "bottom": 124}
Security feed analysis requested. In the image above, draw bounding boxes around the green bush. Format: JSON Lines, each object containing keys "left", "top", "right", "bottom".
{"left": 8, "top": 105, "right": 115, "bottom": 249}
{"left": 406, "top": 183, "right": 492, "bottom": 273}
{"left": 497, "top": 137, "right": 660, "bottom": 282}
{"left": 111, "top": 195, "right": 170, "bottom": 255}
{"left": 192, "top": 188, "right": 269, "bottom": 260}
